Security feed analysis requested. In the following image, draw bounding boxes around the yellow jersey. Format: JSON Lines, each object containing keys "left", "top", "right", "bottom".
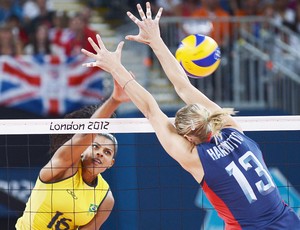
{"left": 15, "top": 165, "right": 109, "bottom": 230}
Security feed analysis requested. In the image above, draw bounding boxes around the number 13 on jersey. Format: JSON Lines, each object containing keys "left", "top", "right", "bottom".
{"left": 225, "top": 151, "right": 276, "bottom": 203}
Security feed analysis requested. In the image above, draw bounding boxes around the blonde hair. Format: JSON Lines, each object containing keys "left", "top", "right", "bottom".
{"left": 174, "top": 103, "right": 235, "bottom": 142}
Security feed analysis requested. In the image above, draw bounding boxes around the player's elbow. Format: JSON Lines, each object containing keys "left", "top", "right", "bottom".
{"left": 140, "top": 95, "right": 160, "bottom": 120}
{"left": 145, "top": 102, "right": 161, "bottom": 121}
{"left": 174, "top": 84, "right": 190, "bottom": 96}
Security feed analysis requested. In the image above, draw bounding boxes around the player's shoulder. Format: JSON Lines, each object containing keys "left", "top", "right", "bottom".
{"left": 221, "top": 127, "right": 244, "bottom": 137}
{"left": 97, "top": 173, "right": 110, "bottom": 188}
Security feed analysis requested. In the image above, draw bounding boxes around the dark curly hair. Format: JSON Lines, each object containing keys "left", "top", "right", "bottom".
{"left": 49, "top": 104, "right": 117, "bottom": 156}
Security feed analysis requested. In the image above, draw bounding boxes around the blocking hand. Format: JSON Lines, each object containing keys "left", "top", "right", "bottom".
{"left": 81, "top": 34, "right": 124, "bottom": 74}
{"left": 126, "top": 2, "right": 163, "bottom": 46}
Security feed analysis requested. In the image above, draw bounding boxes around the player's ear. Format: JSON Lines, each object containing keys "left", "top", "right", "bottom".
{"left": 108, "top": 159, "right": 115, "bottom": 168}
{"left": 184, "top": 134, "right": 192, "bottom": 143}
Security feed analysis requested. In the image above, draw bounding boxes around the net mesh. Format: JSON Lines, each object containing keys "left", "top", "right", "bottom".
{"left": 1, "top": 116, "right": 300, "bottom": 229}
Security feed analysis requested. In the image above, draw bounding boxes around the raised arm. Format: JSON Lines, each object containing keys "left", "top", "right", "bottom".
{"left": 81, "top": 35, "right": 204, "bottom": 182}
{"left": 40, "top": 80, "right": 129, "bottom": 182}
{"left": 125, "top": 2, "right": 221, "bottom": 113}
{"left": 125, "top": 2, "right": 241, "bottom": 132}
{"left": 92, "top": 79, "right": 130, "bottom": 118}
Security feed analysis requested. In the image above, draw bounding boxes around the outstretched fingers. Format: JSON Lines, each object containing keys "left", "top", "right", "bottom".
{"left": 155, "top": 7, "right": 163, "bottom": 21}
{"left": 127, "top": 10, "right": 140, "bottom": 25}
{"left": 96, "top": 34, "right": 107, "bottom": 51}
{"left": 87, "top": 37, "right": 101, "bottom": 54}
{"left": 81, "top": 48, "right": 96, "bottom": 59}
{"left": 125, "top": 11, "right": 140, "bottom": 41}
{"left": 116, "top": 41, "right": 124, "bottom": 53}
{"left": 81, "top": 48, "right": 97, "bottom": 68}
{"left": 146, "top": 2, "right": 152, "bottom": 19}
{"left": 137, "top": 3, "right": 146, "bottom": 20}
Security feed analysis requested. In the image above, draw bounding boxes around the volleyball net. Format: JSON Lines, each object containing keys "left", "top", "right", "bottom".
{"left": 1, "top": 116, "right": 300, "bottom": 229}
{"left": 0, "top": 116, "right": 299, "bottom": 135}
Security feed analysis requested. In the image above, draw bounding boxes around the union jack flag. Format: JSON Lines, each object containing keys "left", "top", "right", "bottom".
{"left": 0, "top": 55, "right": 112, "bottom": 116}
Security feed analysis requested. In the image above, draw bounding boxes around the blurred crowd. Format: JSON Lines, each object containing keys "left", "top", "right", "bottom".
{"left": 102, "top": 0, "right": 300, "bottom": 30}
{"left": 0, "top": 0, "right": 98, "bottom": 58}
{"left": 103, "top": 0, "right": 300, "bottom": 45}
{"left": 1, "top": 0, "right": 300, "bottom": 58}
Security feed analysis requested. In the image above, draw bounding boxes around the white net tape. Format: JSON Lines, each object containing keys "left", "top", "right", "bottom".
{"left": 0, "top": 116, "right": 299, "bottom": 134}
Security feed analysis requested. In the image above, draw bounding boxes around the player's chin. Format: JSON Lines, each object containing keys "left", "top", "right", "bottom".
{"left": 86, "top": 165, "right": 104, "bottom": 175}
{"left": 94, "top": 167, "right": 107, "bottom": 175}
{"left": 92, "top": 162, "right": 108, "bottom": 172}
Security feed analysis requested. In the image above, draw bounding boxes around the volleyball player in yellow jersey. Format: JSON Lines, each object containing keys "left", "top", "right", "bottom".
{"left": 16, "top": 80, "right": 130, "bottom": 230}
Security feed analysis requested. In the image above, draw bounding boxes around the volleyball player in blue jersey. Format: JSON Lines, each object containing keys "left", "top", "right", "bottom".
{"left": 81, "top": 2, "right": 300, "bottom": 229}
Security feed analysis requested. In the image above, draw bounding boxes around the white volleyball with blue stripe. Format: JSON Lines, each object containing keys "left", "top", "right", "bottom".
{"left": 175, "top": 34, "right": 221, "bottom": 78}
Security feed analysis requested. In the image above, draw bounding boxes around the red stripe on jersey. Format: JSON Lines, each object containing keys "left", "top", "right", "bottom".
{"left": 202, "top": 181, "right": 242, "bottom": 230}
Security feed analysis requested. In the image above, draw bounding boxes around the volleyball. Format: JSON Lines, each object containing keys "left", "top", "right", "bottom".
{"left": 175, "top": 34, "right": 221, "bottom": 78}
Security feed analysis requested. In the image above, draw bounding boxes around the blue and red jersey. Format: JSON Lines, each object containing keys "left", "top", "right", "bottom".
{"left": 197, "top": 128, "right": 300, "bottom": 229}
